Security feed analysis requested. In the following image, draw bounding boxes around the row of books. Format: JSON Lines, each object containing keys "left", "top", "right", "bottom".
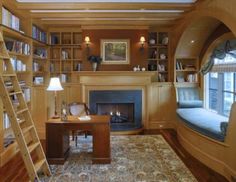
{"left": 34, "top": 47, "right": 47, "bottom": 59}
{"left": 33, "top": 62, "right": 42, "bottom": 72}
{"left": 2, "top": 7, "right": 20, "bottom": 31}
{"left": 61, "top": 50, "right": 70, "bottom": 59}
{"left": 176, "top": 61, "right": 196, "bottom": 71}
{"left": 10, "top": 58, "right": 27, "bottom": 72}
{"left": 5, "top": 38, "right": 30, "bottom": 55}
{"left": 3, "top": 113, "right": 10, "bottom": 129}
{"left": 157, "top": 64, "right": 166, "bottom": 72}
{"left": 34, "top": 76, "right": 44, "bottom": 85}
{"left": 32, "top": 25, "right": 47, "bottom": 43}
{"left": 61, "top": 74, "right": 67, "bottom": 83}
{"left": 5, "top": 80, "right": 27, "bottom": 89}
{"left": 176, "top": 74, "right": 198, "bottom": 83}
{"left": 187, "top": 74, "right": 198, "bottom": 82}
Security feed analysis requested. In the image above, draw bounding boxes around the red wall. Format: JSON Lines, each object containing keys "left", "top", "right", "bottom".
{"left": 81, "top": 29, "right": 148, "bottom": 71}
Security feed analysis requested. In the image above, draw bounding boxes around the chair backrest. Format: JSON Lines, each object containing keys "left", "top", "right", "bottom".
{"left": 68, "top": 102, "right": 90, "bottom": 116}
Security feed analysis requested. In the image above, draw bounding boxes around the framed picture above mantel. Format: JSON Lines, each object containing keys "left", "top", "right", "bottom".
{"left": 101, "top": 39, "right": 130, "bottom": 64}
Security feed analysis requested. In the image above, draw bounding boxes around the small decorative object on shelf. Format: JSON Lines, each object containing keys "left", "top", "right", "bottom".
{"left": 88, "top": 55, "right": 102, "bottom": 71}
{"left": 162, "top": 36, "right": 169, "bottom": 45}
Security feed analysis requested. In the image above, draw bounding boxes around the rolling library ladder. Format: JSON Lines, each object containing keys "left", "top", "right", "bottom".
{"left": 0, "top": 32, "right": 51, "bottom": 181}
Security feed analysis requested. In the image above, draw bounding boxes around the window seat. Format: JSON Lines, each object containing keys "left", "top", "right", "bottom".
{"left": 176, "top": 108, "right": 228, "bottom": 142}
{"left": 175, "top": 85, "right": 236, "bottom": 181}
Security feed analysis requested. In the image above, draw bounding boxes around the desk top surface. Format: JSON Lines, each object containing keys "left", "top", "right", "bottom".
{"left": 47, "top": 115, "right": 110, "bottom": 124}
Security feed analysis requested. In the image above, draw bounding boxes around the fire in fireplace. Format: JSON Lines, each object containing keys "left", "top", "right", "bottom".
{"left": 97, "top": 103, "right": 134, "bottom": 123}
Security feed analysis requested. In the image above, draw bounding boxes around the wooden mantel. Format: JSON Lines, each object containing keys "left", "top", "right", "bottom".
{"left": 75, "top": 71, "right": 158, "bottom": 86}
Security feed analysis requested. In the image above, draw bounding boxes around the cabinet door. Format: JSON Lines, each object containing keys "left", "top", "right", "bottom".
{"left": 31, "top": 87, "right": 47, "bottom": 139}
{"left": 148, "top": 83, "right": 176, "bottom": 129}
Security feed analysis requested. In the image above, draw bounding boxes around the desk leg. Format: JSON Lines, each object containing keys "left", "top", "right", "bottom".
{"left": 92, "top": 123, "right": 111, "bottom": 164}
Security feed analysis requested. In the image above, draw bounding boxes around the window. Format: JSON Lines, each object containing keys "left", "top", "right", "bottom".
{"left": 205, "top": 39, "right": 236, "bottom": 117}
{"left": 206, "top": 72, "right": 236, "bottom": 116}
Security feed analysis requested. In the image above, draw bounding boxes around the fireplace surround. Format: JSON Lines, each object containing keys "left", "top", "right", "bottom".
{"left": 89, "top": 90, "right": 142, "bottom": 131}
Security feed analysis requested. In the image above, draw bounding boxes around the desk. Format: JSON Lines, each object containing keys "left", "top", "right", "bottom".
{"left": 46, "top": 115, "right": 111, "bottom": 164}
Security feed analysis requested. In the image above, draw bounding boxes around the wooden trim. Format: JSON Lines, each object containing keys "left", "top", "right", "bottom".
{"left": 81, "top": 25, "right": 149, "bottom": 30}
{"left": 111, "top": 128, "right": 144, "bottom": 135}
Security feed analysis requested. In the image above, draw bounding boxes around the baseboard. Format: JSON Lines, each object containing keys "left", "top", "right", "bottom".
{"left": 147, "top": 120, "right": 176, "bottom": 129}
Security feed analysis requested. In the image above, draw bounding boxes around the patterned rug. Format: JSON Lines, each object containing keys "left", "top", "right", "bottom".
{"left": 41, "top": 135, "right": 197, "bottom": 182}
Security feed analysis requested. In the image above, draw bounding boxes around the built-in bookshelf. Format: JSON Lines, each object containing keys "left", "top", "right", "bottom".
{"left": 0, "top": 24, "right": 32, "bottom": 163}
{"left": 49, "top": 31, "right": 82, "bottom": 83}
{"left": 32, "top": 25, "right": 47, "bottom": 43}
{"left": 33, "top": 40, "right": 49, "bottom": 85}
{"left": 147, "top": 31, "right": 169, "bottom": 82}
{"left": 175, "top": 57, "right": 199, "bottom": 83}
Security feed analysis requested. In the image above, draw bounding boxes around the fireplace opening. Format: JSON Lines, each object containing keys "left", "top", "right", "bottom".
{"left": 89, "top": 90, "right": 142, "bottom": 131}
{"left": 97, "top": 103, "right": 134, "bottom": 123}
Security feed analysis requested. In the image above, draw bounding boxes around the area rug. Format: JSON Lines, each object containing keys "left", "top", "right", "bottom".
{"left": 41, "top": 135, "right": 197, "bottom": 182}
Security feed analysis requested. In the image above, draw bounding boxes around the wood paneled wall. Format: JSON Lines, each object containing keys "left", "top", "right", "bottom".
{"left": 81, "top": 29, "right": 148, "bottom": 71}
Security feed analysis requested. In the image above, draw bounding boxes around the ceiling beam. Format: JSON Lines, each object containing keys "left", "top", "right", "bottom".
{"left": 17, "top": 3, "right": 194, "bottom": 10}
{"left": 30, "top": 12, "right": 182, "bottom": 18}
{"left": 39, "top": 19, "right": 177, "bottom": 26}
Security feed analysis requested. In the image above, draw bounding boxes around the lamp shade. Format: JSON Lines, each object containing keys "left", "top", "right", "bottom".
{"left": 47, "top": 77, "right": 63, "bottom": 91}
{"left": 85, "top": 36, "right": 90, "bottom": 43}
{"left": 140, "top": 36, "right": 145, "bottom": 43}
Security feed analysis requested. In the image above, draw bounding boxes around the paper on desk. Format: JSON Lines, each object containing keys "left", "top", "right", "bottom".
{"left": 78, "top": 115, "right": 91, "bottom": 121}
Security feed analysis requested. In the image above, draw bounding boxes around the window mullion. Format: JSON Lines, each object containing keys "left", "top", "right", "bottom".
{"left": 218, "top": 73, "right": 224, "bottom": 115}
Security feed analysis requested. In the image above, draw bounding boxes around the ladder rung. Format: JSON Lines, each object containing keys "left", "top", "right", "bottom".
{"left": 22, "top": 125, "right": 34, "bottom": 134}
{"left": 28, "top": 142, "right": 40, "bottom": 153}
{"left": 35, "top": 159, "right": 46, "bottom": 173}
{"left": 9, "top": 91, "right": 22, "bottom": 96}
{"left": 18, "top": 119, "right": 25, "bottom": 124}
{"left": 2, "top": 74, "right": 16, "bottom": 77}
{"left": 16, "top": 108, "right": 28, "bottom": 115}
{"left": 0, "top": 55, "right": 9, "bottom": 59}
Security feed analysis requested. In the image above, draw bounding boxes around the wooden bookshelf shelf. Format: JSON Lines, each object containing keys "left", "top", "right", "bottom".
{"left": 147, "top": 31, "right": 169, "bottom": 82}
{"left": 175, "top": 57, "right": 199, "bottom": 83}
{"left": 49, "top": 30, "right": 83, "bottom": 83}
{"left": 8, "top": 51, "right": 30, "bottom": 57}
{"left": 1, "top": 25, "right": 30, "bottom": 41}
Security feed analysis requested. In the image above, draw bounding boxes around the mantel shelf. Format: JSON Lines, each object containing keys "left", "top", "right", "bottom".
{"left": 73, "top": 71, "right": 158, "bottom": 76}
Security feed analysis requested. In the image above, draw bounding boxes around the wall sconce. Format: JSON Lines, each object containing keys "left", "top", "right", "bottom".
{"left": 140, "top": 36, "right": 145, "bottom": 51}
{"left": 85, "top": 36, "right": 90, "bottom": 47}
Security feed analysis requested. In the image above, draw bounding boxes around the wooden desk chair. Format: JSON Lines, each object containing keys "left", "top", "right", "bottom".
{"left": 68, "top": 102, "right": 90, "bottom": 146}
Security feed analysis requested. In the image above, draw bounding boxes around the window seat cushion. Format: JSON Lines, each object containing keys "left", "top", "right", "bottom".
{"left": 176, "top": 108, "right": 228, "bottom": 142}
{"left": 178, "top": 100, "right": 203, "bottom": 108}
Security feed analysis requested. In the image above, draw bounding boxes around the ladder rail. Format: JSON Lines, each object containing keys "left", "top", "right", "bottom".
{"left": 0, "top": 32, "right": 51, "bottom": 181}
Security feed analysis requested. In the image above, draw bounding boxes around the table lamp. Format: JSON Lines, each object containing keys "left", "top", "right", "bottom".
{"left": 47, "top": 77, "right": 63, "bottom": 118}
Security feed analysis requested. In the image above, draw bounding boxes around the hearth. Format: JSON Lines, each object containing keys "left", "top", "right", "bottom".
{"left": 89, "top": 90, "right": 142, "bottom": 131}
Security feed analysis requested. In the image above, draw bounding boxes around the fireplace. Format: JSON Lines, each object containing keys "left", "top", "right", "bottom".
{"left": 89, "top": 90, "right": 142, "bottom": 131}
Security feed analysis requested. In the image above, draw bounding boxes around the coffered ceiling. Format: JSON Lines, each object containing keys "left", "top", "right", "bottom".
{"left": 14, "top": 0, "right": 201, "bottom": 27}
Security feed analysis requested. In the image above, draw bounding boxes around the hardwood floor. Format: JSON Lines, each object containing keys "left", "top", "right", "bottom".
{"left": 144, "top": 129, "right": 228, "bottom": 182}
{"left": 0, "top": 129, "right": 228, "bottom": 182}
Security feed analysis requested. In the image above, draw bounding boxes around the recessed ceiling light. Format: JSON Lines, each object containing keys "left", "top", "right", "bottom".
{"left": 191, "top": 40, "right": 195, "bottom": 43}
{"left": 31, "top": 9, "right": 184, "bottom": 13}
